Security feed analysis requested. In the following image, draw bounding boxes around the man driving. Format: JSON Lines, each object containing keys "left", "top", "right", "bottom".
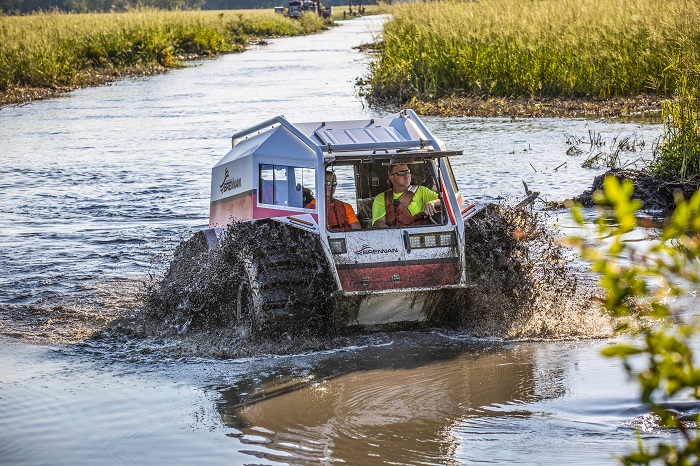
{"left": 372, "top": 163, "right": 440, "bottom": 228}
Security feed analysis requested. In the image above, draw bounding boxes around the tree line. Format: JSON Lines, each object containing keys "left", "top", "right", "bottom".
{"left": 0, "top": 0, "right": 365, "bottom": 14}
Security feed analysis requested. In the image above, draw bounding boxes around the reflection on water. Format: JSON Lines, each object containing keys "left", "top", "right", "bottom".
{"left": 2, "top": 329, "right": 683, "bottom": 465}
{"left": 215, "top": 335, "right": 566, "bottom": 464}
{"left": 205, "top": 335, "right": 694, "bottom": 465}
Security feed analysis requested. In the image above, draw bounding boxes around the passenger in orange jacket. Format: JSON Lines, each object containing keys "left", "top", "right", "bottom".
{"left": 306, "top": 171, "right": 361, "bottom": 231}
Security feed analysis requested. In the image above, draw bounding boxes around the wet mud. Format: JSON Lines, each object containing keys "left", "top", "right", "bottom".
{"left": 103, "top": 220, "right": 345, "bottom": 358}
{"left": 0, "top": 207, "right": 614, "bottom": 359}
{"left": 565, "top": 168, "right": 700, "bottom": 212}
{"left": 379, "top": 95, "right": 664, "bottom": 119}
{"left": 143, "top": 220, "right": 337, "bottom": 332}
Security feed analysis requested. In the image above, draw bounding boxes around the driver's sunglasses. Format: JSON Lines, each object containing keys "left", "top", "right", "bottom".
{"left": 325, "top": 181, "right": 338, "bottom": 186}
{"left": 390, "top": 169, "right": 411, "bottom": 176}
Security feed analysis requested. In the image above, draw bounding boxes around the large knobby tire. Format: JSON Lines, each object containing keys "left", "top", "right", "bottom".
{"left": 231, "top": 222, "right": 338, "bottom": 337}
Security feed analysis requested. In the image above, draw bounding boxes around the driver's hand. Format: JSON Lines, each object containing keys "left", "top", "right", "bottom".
{"left": 424, "top": 201, "right": 437, "bottom": 216}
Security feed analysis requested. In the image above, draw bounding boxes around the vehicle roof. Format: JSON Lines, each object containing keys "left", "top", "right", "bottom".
{"left": 215, "top": 124, "right": 317, "bottom": 168}
{"left": 216, "top": 111, "right": 451, "bottom": 167}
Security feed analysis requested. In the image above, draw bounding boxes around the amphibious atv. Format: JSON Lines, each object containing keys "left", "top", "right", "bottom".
{"left": 203, "top": 110, "right": 533, "bottom": 333}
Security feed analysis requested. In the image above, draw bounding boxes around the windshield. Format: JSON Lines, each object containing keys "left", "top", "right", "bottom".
{"left": 320, "top": 159, "right": 447, "bottom": 231}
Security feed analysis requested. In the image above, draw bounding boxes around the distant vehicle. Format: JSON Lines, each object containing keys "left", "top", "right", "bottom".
{"left": 279, "top": 0, "right": 329, "bottom": 19}
{"left": 204, "top": 111, "right": 537, "bottom": 333}
{"left": 303, "top": 0, "right": 317, "bottom": 13}
{"left": 287, "top": 0, "right": 302, "bottom": 18}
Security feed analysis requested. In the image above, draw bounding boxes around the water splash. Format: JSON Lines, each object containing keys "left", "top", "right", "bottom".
{"left": 129, "top": 205, "right": 614, "bottom": 358}
{"left": 451, "top": 204, "right": 613, "bottom": 340}
{"left": 0, "top": 206, "right": 615, "bottom": 357}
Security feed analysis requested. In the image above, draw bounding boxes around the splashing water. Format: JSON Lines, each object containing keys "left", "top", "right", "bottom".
{"left": 1, "top": 203, "right": 614, "bottom": 358}
{"left": 119, "top": 205, "right": 614, "bottom": 358}
{"left": 104, "top": 220, "right": 342, "bottom": 358}
{"left": 455, "top": 204, "right": 613, "bottom": 340}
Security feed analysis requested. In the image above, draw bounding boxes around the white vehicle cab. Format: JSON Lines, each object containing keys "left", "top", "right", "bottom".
{"left": 204, "top": 110, "right": 511, "bottom": 332}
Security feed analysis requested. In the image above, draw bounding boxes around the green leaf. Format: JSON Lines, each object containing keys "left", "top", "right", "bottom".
{"left": 602, "top": 344, "right": 642, "bottom": 358}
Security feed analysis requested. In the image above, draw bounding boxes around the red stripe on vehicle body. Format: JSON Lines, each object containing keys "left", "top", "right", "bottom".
{"left": 210, "top": 191, "right": 317, "bottom": 227}
{"left": 337, "top": 260, "right": 460, "bottom": 291}
{"left": 441, "top": 181, "right": 456, "bottom": 225}
{"left": 336, "top": 257, "right": 457, "bottom": 270}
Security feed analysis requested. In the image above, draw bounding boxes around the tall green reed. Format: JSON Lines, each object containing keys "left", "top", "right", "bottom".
{"left": 651, "top": 74, "right": 700, "bottom": 180}
{"left": 0, "top": 9, "right": 329, "bottom": 94}
{"left": 367, "top": 0, "right": 700, "bottom": 104}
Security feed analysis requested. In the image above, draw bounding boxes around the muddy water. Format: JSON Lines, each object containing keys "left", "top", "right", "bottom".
{"left": 0, "top": 14, "right": 692, "bottom": 465}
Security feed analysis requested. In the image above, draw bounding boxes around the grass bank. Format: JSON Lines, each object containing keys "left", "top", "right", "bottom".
{"left": 364, "top": 0, "right": 700, "bottom": 118}
{"left": 0, "top": 9, "right": 330, "bottom": 106}
{"left": 652, "top": 78, "right": 700, "bottom": 180}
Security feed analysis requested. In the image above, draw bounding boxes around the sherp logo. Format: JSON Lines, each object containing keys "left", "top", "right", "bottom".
{"left": 354, "top": 245, "right": 400, "bottom": 255}
{"left": 219, "top": 168, "right": 242, "bottom": 194}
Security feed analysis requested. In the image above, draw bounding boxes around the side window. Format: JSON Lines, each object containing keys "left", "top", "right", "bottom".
{"left": 259, "top": 164, "right": 274, "bottom": 204}
{"left": 328, "top": 164, "right": 364, "bottom": 229}
{"left": 329, "top": 164, "right": 358, "bottom": 209}
{"left": 443, "top": 158, "right": 463, "bottom": 205}
{"left": 273, "top": 166, "right": 289, "bottom": 206}
{"left": 259, "top": 164, "right": 316, "bottom": 208}
{"left": 295, "top": 167, "right": 316, "bottom": 208}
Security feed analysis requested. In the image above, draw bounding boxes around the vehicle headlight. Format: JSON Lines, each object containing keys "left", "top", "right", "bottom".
{"left": 408, "top": 232, "right": 455, "bottom": 249}
{"left": 329, "top": 238, "right": 347, "bottom": 254}
{"left": 409, "top": 235, "right": 423, "bottom": 249}
{"left": 423, "top": 235, "right": 437, "bottom": 247}
{"left": 438, "top": 232, "right": 456, "bottom": 246}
